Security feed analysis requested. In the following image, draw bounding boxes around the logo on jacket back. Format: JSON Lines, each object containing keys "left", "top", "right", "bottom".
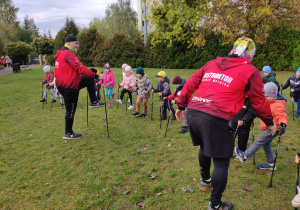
{"left": 55, "top": 61, "right": 59, "bottom": 68}
{"left": 202, "top": 73, "right": 233, "bottom": 87}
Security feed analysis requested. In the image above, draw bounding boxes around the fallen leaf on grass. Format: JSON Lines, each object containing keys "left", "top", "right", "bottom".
{"left": 168, "top": 189, "right": 173, "bottom": 193}
{"left": 44, "top": 183, "right": 49, "bottom": 186}
{"left": 137, "top": 151, "right": 142, "bottom": 155}
{"left": 244, "top": 183, "right": 253, "bottom": 192}
{"left": 171, "top": 139, "right": 175, "bottom": 142}
{"left": 124, "top": 190, "right": 130, "bottom": 195}
{"left": 134, "top": 201, "right": 145, "bottom": 208}
{"left": 24, "top": 183, "right": 28, "bottom": 185}
{"left": 168, "top": 144, "right": 172, "bottom": 148}
{"left": 181, "top": 187, "right": 186, "bottom": 192}
{"left": 29, "top": 134, "right": 32, "bottom": 136}
{"left": 150, "top": 175, "right": 156, "bottom": 179}
{"left": 145, "top": 145, "right": 149, "bottom": 147}
{"left": 64, "top": 141, "right": 68, "bottom": 144}
{"left": 181, "top": 168, "right": 184, "bottom": 171}
{"left": 138, "top": 163, "right": 145, "bottom": 168}
{"left": 192, "top": 178, "right": 197, "bottom": 182}
{"left": 186, "top": 187, "right": 194, "bottom": 193}
{"left": 157, "top": 192, "right": 162, "bottom": 196}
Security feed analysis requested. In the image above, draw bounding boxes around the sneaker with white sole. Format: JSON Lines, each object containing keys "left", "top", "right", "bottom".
{"left": 234, "top": 147, "right": 247, "bottom": 162}
{"left": 116, "top": 99, "right": 122, "bottom": 105}
{"left": 257, "top": 162, "right": 276, "bottom": 170}
{"left": 128, "top": 105, "right": 134, "bottom": 109}
{"left": 199, "top": 178, "right": 211, "bottom": 192}
{"left": 208, "top": 201, "right": 233, "bottom": 210}
{"left": 63, "top": 132, "right": 82, "bottom": 139}
{"left": 90, "top": 101, "right": 103, "bottom": 108}
{"left": 127, "top": 99, "right": 131, "bottom": 103}
{"left": 132, "top": 112, "right": 140, "bottom": 116}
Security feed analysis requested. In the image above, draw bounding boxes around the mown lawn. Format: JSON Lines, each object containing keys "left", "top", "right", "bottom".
{"left": 0, "top": 66, "right": 299, "bottom": 209}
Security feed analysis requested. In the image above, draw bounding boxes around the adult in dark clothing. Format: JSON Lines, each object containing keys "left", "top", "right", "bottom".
{"left": 175, "top": 37, "right": 276, "bottom": 210}
{"left": 54, "top": 34, "right": 102, "bottom": 139}
{"left": 231, "top": 96, "right": 256, "bottom": 152}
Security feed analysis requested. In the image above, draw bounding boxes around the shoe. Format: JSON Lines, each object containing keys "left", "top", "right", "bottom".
{"left": 51, "top": 99, "right": 56, "bottom": 103}
{"left": 112, "top": 93, "right": 115, "bottom": 99}
{"left": 40, "top": 98, "right": 46, "bottom": 102}
{"left": 208, "top": 201, "right": 233, "bottom": 210}
{"left": 127, "top": 99, "right": 131, "bottom": 103}
{"left": 116, "top": 99, "right": 122, "bottom": 105}
{"left": 128, "top": 105, "right": 134, "bottom": 110}
{"left": 179, "top": 127, "right": 188, "bottom": 134}
{"left": 296, "top": 114, "right": 300, "bottom": 119}
{"left": 58, "top": 103, "right": 64, "bottom": 108}
{"left": 99, "top": 102, "right": 105, "bottom": 107}
{"left": 171, "top": 115, "right": 176, "bottom": 120}
{"left": 161, "top": 115, "right": 166, "bottom": 120}
{"left": 63, "top": 132, "right": 82, "bottom": 139}
{"left": 132, "top": 112, "right": 140, "bottom": 116}
{"left": 90, "top": 101, "right": 103, "bottom": 108}
{"left": 199, "top": 178, "right": 211, "bottom": 192}
{"left": 257, "top": 162, "right": 276, "bottom": 170}
{"left": 138, "top": 113, "right": 147, "bottom": 118}
{"left": 234, "top": 147, "right": 247, "bottom": 162}
{"left": 234, "top": 155, "right": 239, "bottom": 161}
{"left": 107, "top": 102, "right": 113, "bottom": 107}
{"left": 292, "top": 186, "right": 300, "bottom": 207}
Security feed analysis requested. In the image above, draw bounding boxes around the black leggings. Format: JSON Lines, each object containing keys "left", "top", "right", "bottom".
{"left": 198, "top": 149, "right": 230, "bottom": 207}
{"left": 120, "top": 88, "right": 133, "bottom": 105}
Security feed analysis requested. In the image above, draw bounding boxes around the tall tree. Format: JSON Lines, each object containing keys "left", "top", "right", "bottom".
{"left": 149, "top": 0, "right": 300, "bottom": 46}
{"left": 89, "top": 0, "right": 137, "bottom": 40}
{"left": 17, "top": 15, "right": 39, "bottom": 44}
{"left": 0, "top": 0, "right": 19, "bottom": 54}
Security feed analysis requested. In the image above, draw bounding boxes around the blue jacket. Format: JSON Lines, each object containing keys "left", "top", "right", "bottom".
{"left": 282, "top": 74, "right": 300, "bottom": 99}
{"left": 154, "top": 76, "right": 172, "bottom": 97}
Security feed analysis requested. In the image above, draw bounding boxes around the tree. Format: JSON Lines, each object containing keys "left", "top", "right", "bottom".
{"left": 17, "top": 15, "right": 39, "bottom": 44}
{"left": 149, "top": 0, "right": 300, "bottom": 47}
{"left": 0, "top": 0, "right": 19, "bottom": 54}
{"left": 89, "top": 0, "right": 137, "bottom": 40}
{"left": 77, "top": 28, "right": 98, "bottom": 66}
{"left": 32, "top": 37, "right": 54, "bottom": 55}
{"left": 4, "top": 42, "right": 32, "bottom": 64}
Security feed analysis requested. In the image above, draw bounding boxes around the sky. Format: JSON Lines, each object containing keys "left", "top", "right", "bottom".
{"left": 13, "top": 0, "right": 138, "bottom": 38}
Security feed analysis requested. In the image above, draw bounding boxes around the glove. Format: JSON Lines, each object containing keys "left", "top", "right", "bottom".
{"left": 90, "top": 68, "right": 97, "bottom": 73}
{"left": 107, "top": 82, "right": 111, "bottom": 86}
{"left": 279, "top": 123, "right": 286, "bottom": 135}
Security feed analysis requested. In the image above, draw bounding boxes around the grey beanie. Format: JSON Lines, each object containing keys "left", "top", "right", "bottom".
{"left": 264, "top": 82, "right": 278, "bottom": 98}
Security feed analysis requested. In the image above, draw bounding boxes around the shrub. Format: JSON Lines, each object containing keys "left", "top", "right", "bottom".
{"left": 4, "top": 42, "right": 32, "bottom": 65}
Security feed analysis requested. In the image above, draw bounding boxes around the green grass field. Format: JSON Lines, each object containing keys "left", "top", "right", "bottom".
{"left": 0, "top": 66, "right": 299, "bottom": 209}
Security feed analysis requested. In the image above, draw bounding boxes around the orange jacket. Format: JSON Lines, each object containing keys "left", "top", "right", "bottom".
{"left": 260, "top": 99, "right": 288, "bottom": 131}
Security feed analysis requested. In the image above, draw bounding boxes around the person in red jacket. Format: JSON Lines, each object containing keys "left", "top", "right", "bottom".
{"left": 54, "top": 34, "right": 102, "bottom": 139}
{"left": 40, "top": 65, "right": 56, "bottom": 103}
{"left": 175, "top": 37, "right": 276, "bottom": 210}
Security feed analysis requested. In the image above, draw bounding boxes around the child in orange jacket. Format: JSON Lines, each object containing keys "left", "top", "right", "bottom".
{"left": 235, "top": 82, "right": 288, "bottom": 170}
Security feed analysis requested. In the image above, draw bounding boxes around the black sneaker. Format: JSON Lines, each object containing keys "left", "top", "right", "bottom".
{"left": 179, "top": 127, "right": 188, "bottom": 134}
{"left": 90, "top": 101, "right": 104, "bottom": 108}
{"left": 161, "top": 115, "right": 166, "bottom": 120}
{"left": 132, "top": 112, "right": 140, "bottom": 116}
{"left": 40, "top": 98, "right": 46, "bottom": 102}
{"left": 171, "top": 115, "right": 176, "bottom": 120}
{"left": 296, "top": 114, "right": 300, "bottom": 119}
{"left": 208, "top": 201, "right": 233, "bottom": 210}
{"left": 138, "top": 113, "right": 147, "bottom": 118}
{"left": 51, "top": 99, "right": 56, "bottom": 103}
{"left": 63, "top": 132, "right": 82, "bottom": 139}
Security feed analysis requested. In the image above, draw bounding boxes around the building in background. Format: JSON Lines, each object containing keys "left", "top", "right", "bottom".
{"left": 137, "top": 0, "right": 155, "bottom": 41}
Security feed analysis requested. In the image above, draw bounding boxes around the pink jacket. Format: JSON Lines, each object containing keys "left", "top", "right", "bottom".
{"left": 120, "top": 72, "right": 136, "bottom": 91}
{"left": 98, "top": 70, "right": 115, "bottom": 88}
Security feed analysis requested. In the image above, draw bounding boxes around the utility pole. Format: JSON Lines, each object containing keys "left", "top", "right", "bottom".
{"left": 143, "top": 1, "right": 147, "bottom": 45}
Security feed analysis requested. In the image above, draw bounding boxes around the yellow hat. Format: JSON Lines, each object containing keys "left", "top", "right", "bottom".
{"left": 155, "top": 71, "right": 167, "bottom": 78}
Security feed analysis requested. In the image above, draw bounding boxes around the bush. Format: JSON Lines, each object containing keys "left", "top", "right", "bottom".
{"left": 46, "top": 55, "right": 55, "bottom": 66}
{"left": 4, "top": 42, "right": 32, "bottom": 65}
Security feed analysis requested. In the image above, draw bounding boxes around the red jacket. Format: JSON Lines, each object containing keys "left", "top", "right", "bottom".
{"left": 260, "top": 99, "right": 287, "bottom": 131}
{"left": 177, "top": 56, "right": 273, "bottom": 125}
{"left": 42, "top": 70, "right": 55, "bottom": 89}
{"left": 54, "top": 46, "right": 95, "bottom": 90}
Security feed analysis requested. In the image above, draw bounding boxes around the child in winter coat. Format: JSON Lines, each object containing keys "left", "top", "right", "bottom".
{"left": 116, "top": 65, "right": 136, "bottom": 109}
{"left": 235, "top": 82, "right": 288, "bottom": 170}
{"left": 167, "top": 75, "right": 188, "bottom": 133}
{"left": 152, "top": 71, "right": 176, "bottom": 120}
{"left": 132, "top": 67, "right": 153, "bottom": 118}
{"left": 281, "top": 67, "right": 300, "bottom": 119}
{"left": 40, "top": 65, "right": 56, "bottom": 103}
{"left": 231, "top": 96, "right": 256, "bottom": 153}
{"left": 262, "top": 66, "right": 280, "bottom": 90}
{"left": 98, "top": 63, "right": 115, "bottom": 107}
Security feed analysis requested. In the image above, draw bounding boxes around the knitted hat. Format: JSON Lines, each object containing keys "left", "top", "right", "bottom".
{"left": 136, "top": 67, "right": 144, "bottom": 76}
{"left": 262, "top": 66, "right": 271, "bottom": 74}
{"left": 125, "top": 65, "right": 132, "bottom": 72}
{"left": 155, "top": 71, "right": 167, "bottom": 78}
{"left": 228, "top": 37, "right": 256, "bottom": 61}
{"left": 65, "top": 34, "right": 78, "bottom": 42}
{"left": 122, "top": 63, "right": 128, "bottom": 69}
{"left": 264, "top": 82, "right": 278, "bottom": 98}
{"left": 172, "top": 75, "right": 182, "bottom": 84}
{"left": 43, "top": 65, "right": 50, "bottom": 72}
{"left": 297, "top": 67, "right": 300, "bottom": 72}
{"left": 104, "top": 63, "right": 110, "bottom": 69}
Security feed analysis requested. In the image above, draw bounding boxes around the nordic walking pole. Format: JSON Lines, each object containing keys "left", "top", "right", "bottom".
{"left": 281, "top": 84, "right": 283, "bottom": 96}
{"left": 50, "top": 99, "right": 54, "bottom": 112}
{"left": 41, "top": 83, "right": 45, "bottom": 109}
{"left": 77, "top": 102, "right": 84, "bottom": 109}
{"left": 117, "top": 85, "right": 120, "bottom": 109}
{"left": 87, "top": 90, "right": 89, "bottom": 126}
{"left": 296, "top": 152, "right": 300, "bottom": 193}
{"left": 165, "top": 100, "right": 172, "bottom": 137}
{"left": 234, "top": 125, "right": 239, "bottom": 138}
{"left": 159, "top": 96, "right": 163, "bottom": 129}
{"left": 252, "top": 121, "right": 256, "bottom": 165}
{"left": 292, "top": 96, "right": 295, "bottom": 121}
{"left": 269, "top": 134, "right": 281, "bottom": 187}
{"left": 151, "top": 91, "right": 154, "bottom": 120}
{"left": 102, "top": 85, "right": 109, "bottom": 138}
{"left": 126, "top": 95, "right": 128, "bottom": 111}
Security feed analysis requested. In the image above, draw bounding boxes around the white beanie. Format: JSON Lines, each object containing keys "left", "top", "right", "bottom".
{"left": 43, "top": 65, "right": 50, "bottom": 72}
{"left": 264, "top": 82, "right": 278, "bottom": 98}
{"left": 125, "top": 65, "right": 132, "bottom": 72}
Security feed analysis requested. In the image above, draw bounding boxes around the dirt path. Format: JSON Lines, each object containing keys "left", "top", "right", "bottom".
{"left": 0, "top": 64, "right": 40, "bottom": 76}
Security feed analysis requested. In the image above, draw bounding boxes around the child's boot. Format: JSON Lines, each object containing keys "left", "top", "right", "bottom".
{"left": 179, "top": 126, "right": 188, "bottom": 134}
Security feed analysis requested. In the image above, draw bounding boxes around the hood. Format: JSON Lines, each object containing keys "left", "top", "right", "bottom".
{"left": 163, "top": 76, "right": 170, "bottom": 83}
{"left": 47, "top": 70, "right": 54, "bottom": 75}
{"left": 270, "top": 70, "right": 277, "bottom": 77}
{"left": 216, "top": 56, "right": 252, "bottom": 71}
{"left": 54, "top": 46, "right": 69, "bottom": 59}
{"left": 180, "top": 78, "right": 186, "bottom": 87}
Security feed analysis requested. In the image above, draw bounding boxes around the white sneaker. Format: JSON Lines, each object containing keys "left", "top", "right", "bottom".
{"left": 116, "top": 99, "right": 122, "bottom": 104}
{"left": 127, "top": 99, "right": 131, "bottom": 103}
{"left": 128, "top": 105, "right": 134, "bottom": 109}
